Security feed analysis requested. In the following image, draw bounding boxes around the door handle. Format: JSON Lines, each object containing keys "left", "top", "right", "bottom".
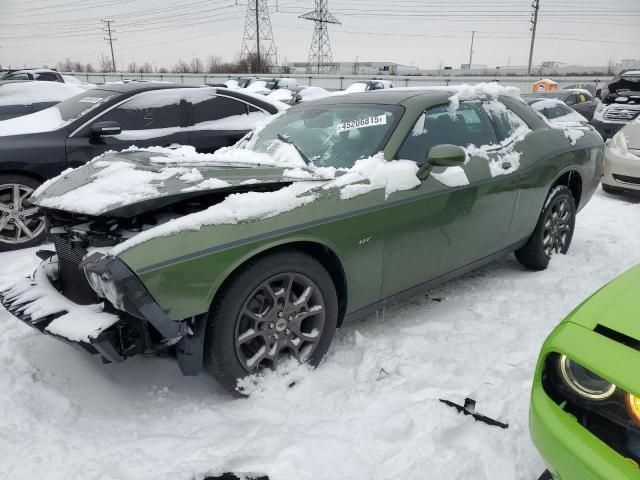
{"left": 501, "top": 161, "right": 512, "bottom": 170}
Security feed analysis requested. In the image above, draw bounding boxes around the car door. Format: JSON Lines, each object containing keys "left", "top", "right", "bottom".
{"left": 66, "top": 90, "right": 188, "bottom": 167}
{"left": 187, "top": 93, "right": 266, "bottom": 154}
{"left": 381, "top": 100, "right": 521, "bottom": 299}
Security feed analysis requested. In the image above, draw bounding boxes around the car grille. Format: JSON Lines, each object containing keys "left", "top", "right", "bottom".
{"left": 603, "top": 106, "right": 640, "bottom": 121}
{"left": 52, "top": 234, "right": 99, "bottom": 305}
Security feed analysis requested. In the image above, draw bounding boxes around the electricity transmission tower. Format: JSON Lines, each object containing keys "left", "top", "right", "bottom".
{"left": 101, "top": 19, "right": 117, "bottom": 72}
{"left": 240, "top": 0, "right": 277, "bottom": 72}
{"left": 527, "top": 0, "right": 540, "bottom": 75}
{"left": 300, "top": 0, "right": 341, "bottom": 74}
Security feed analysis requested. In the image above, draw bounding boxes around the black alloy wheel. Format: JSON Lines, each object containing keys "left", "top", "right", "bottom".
{"left": 204, "top": 249, "right": 338, "bottom": 394}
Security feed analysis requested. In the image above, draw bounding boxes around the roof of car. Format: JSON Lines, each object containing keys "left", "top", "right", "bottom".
{"left": 93, "top": 81, "right": 196, "bottom": 94}
{"left": 304, "top": 88, "right": 452, "bottom": 106}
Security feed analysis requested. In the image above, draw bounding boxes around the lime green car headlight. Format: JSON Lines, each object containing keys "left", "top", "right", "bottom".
{"left": 558, "top": 354, "right": 616, "bottom": 401}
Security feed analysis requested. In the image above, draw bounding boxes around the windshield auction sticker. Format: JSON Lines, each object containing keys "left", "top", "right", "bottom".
{"left": 337, "top": 114, "right": 387, "bottom": 133}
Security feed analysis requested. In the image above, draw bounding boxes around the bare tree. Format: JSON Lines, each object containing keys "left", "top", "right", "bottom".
{"left": 85, "top": 63, "right": 95, "bottom": 73}
{"left": 158, "top": 67, "right": 169, "bottom": 74}
{"left": 127, "top": 61, "right": 138, "bottom": 73}
{"left": 139, "top": 62, "right": 153, "bottom": 73}
{"left": 190, "top": 57, "right": 204, "bottom": 73}
{"left": 206, "top": 55, "right": 222, "bottom": 73}
{"left": 99, "top": 54, "right": 113, "bottom": 73}
{"left": 173, "top": 59, "right": 191, "bottom": 73}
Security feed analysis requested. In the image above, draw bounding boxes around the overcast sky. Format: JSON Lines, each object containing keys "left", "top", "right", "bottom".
{"left": 1, "top": 0, "right": 638, "bottom": 71}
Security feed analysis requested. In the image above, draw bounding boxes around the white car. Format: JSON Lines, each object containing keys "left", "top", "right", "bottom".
{"left": 526, "top": 98, "right": 589, "bottom": 127}
{"left": 602, "top": 119, "right": 640, "bottom": 193}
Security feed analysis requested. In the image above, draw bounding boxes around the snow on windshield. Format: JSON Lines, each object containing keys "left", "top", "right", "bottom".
{"left": 0, "top": 82, "right": 84, "bottom": 106}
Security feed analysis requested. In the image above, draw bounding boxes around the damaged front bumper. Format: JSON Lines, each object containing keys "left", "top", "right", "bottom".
{"left": 0, "top": 255, "right": 206, "bottom": 374}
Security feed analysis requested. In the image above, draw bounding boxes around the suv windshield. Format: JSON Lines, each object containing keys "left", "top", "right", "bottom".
{"left": 56, "top": 89, "right": 119, "bottom": 122}
{"left": 245, "top": 103, "right": 404, "bottom": 169}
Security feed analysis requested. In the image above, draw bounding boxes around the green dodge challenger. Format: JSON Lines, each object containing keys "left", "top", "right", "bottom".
{"left": 531, "top": 264, "right": 640, "bottom": 480}
{"left": 0, "top": 87, "right": 603, "bottom": 393}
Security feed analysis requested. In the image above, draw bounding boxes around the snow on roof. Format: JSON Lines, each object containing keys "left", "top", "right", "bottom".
{"left": 0, "top": 81, "right": 84, "bottom": 106}
{"left": 448, "top": 82, "right": 521, "bottom": 115}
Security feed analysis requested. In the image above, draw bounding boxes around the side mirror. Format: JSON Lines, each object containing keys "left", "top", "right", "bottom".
{"left": 89, "top": 121, "right": 121, "bottom": 137}
{"left": 417, "top": 144, "right": 467, "bottom": 180}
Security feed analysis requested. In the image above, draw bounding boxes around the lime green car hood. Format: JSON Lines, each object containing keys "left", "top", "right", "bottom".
{"left": 567, "top": 264, "right": 640, "bottom": 339}
{"left": 32, "top": 150, "right": 328, "bottom": 217}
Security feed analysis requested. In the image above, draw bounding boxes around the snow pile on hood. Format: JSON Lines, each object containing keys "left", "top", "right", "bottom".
{"left": 0, "top": 82, "right": 84, "bottom": 106}
{"left": 1, "top": 259, "right": 118, "bottom": 342}
{"left": 297, "top": 86, "right": 331, "bottom": 102}
{"left": 267, "top": 89, "right": 293, "bottom": 103}
{"left": 112, "top": 182, "right": 319, "bottom": 254}
{"left": 36, "top": 160, "right": 194, "bottom": 215}
{"left": 323, "top": 153, "right": 420, "bottom": 200}
{"left": 448, "top": 83, "right": 521, "bottom": 116}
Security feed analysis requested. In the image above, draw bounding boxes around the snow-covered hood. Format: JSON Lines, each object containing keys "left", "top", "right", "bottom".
{"left": 32, "top": 148, "right": 331, "bottom": 217}
{"left": 619, "top": 120, "right": 640, "bottom": 150}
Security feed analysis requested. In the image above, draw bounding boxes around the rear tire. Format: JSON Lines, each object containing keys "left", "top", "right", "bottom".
{"left": 515, "top": 185, "right": 576, "bottom": 271}
{"left": 204, "top": 249, "right": 338, "bottom": 395}
{"left": 602, "top": 183, "right": 623, "bottom": 194}
{"left": 0, "top": 174, "right": 47, "bottom": 252}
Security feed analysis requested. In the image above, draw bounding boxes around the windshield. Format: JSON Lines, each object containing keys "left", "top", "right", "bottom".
{"left": 244, "top": 103, "right": 404, "bottom": 169}
{"left": 56, "top": 89, "right": 118, "bottom": 122}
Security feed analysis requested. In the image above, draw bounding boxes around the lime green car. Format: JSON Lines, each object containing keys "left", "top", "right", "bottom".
{"left": 0, "top": 88, "right": 603, "bottom": 393}
{"left": 531, "top": 264, "right": 640, "bottom": 479}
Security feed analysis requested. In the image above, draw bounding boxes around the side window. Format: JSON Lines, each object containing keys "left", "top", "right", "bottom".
{"left": 35, "top": 73, "right": 58, "bottom": 82}
{"left": 6, "top": 73, "right": 30, "bottom": 80}
{"left": 192, "top": 96, "right": 248, "bottom": 125}
{"left": 564, "top": 93, "right": 578, "bottom": 106}
{"left": 396, "top": 102, "right": 498, "bottom": 163}
{"left": 483, "top": 101, "right": 529, "bottom": 141}
{"left": 98, "top": 93, "right": 181, "bottom": 131}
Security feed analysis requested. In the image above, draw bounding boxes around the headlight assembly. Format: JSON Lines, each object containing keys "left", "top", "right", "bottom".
{"left": 558, "top": 354, "right": 616, "bottom": 400}
{"left": 82, "top": 254, "right": 127, "bottom": 311}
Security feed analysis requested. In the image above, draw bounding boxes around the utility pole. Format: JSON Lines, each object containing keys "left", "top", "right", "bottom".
{"left": 468, "top": 30, "right": 476, "bottom": 69}
{"left": 528, "top": 0, "right": 540, "bottom": 75}
{"left": 101, "top": 19, "right": 117, "bottom": 72}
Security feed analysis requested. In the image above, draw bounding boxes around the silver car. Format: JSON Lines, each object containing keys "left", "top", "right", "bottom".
{"left": 602, "top": 120, "right": 640, "bottom": 193}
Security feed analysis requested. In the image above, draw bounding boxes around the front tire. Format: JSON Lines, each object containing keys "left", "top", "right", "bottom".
{"left": 515, "top": 185, "right": 576, "bottom": 271}
{"left": 204, "top": 250, "right": 339, "bottom": 394}
{"left": 0, "top": 175, "right": 47, "bottom": 252}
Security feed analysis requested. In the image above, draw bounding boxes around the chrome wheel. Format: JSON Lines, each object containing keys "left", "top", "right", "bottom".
{"left": 234, "top": 272, "right": 326, "bottom": 372}
{"left": 0, "top": 183, "right": 44, "bottom": 246}
{"left": 542, "top": 197, "right": 572, "bottom": 257}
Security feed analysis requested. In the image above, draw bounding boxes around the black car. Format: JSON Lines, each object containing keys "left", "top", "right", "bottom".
{"left": 0, "top": 82, "right": 283, "bottom": 251}
{"left": 591, "top": 70, "right": 640, "bottom": 139}
{"left": 521, "top": 89, "right": 599, "bottom": 121}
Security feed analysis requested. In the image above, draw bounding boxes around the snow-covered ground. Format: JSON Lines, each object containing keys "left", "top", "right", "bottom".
{"left": 0, "top": 189, "right": 639, "bottom": 480}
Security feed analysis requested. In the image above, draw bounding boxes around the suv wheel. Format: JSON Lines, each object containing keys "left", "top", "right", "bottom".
{"left": 204, "top": 250, "right": 339, "bottom": 395}
{"left": 0, "top": 175, "right": 47, "bottom": 252}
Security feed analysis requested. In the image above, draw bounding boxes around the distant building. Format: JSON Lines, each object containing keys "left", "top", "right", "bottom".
{"left": 287, "top": 61, "right": 421, "bottom": 76}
